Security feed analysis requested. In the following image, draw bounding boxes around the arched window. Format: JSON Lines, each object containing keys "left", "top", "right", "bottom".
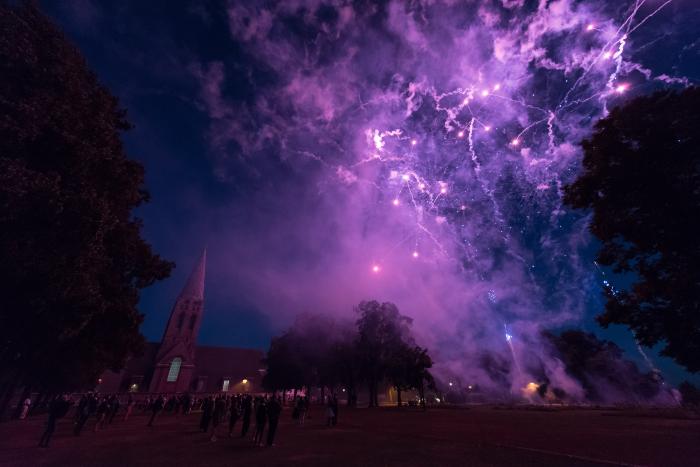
{"left": 189, "top": 314, "right": 197, "bottom": 330}
{"left": 167, "top": 357, "right": 182, "bottom": 382}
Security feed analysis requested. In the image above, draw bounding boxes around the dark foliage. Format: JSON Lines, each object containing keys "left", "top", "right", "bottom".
{"left": 263, "top": 301, "right": 433, "bottom": 408}
{"left": 563, "top": 87, "right": 700, "bottom": 372}
{"left": 0, "top": 2, "right": 173, "bottom": 395}
{"left": 546, "top": 330, "right": 662, "bottom": 402}
{"left": 678, "top": 381, "right": 700, "bottom": 406}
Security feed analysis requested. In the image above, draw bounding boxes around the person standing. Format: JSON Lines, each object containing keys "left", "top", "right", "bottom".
{"left": 19, "top": 396, "right": 32, "bottom": 419}
{"left": 108, "top": 395, "right": 120, "bottom": 424}
{"left": 199, "top": 395, "right": 213, "bottom": 432}
{"left": 331, "top": 395, "right": 339, "bottom": 426}
{"left": 38, "top": 395, "right": 70, "bottom": 448}
{"left": 94, "top": 396, "right": 110, "bottom": 432}
{"left": 123, "top": 395, "right": 135, "bottom": 422}
{"left": 210, "top": 396, "right": 226, "bottom": 442}
{"left": 326, "top": 397, "right": 335, "bottom": 427}
{"left": 252, "top": 398, "right": 267, "bottom": 447}
{"left": 266, "top": 397, "right": 282, "bottom": 447}
{"left": 73, "top": 393, "right": 94, "bottom": 436}
{"left": 228, "top": 396, "right": 240, "bottom": 437}
{"left": 147, "top": 395, "right": 164, "bottom": 427}
{"left": 240, "top": 396, "right": 252, "bottom": 438}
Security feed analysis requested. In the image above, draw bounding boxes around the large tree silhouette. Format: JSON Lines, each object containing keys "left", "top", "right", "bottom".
{"left": 564, "top": 87, "right": 700, "bottom": 372}
{"left": 0, "top": 2, "right": 173, "bottom": 405}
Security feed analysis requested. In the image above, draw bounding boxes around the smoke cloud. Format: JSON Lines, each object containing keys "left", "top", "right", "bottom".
{"left": 189, "top": 0, "right": 692, "bottom": 399}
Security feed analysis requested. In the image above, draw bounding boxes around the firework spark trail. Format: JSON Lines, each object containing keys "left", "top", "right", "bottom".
{"left": 559, "top": 0, "right": 646, "bottom": 108}
{"left": 214, "top": 0, "right": 696, "bottom": 400}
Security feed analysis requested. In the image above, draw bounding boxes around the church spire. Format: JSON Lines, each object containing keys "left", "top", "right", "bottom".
{"left": 149, "top": 248, "right": 207, "bottom": 393}
{"left": 179, "top": 248, "right": 206, "bottom": 300}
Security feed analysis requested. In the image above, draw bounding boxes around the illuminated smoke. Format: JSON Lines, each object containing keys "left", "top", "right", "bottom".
{"left": 199, "top": 0, "right": 690, "bottom": 400}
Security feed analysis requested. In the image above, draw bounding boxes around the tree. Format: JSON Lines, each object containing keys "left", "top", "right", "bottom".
{"left": 678, "top": 381, "right": 700, "bottom": 406}
{"left": 262, "top": 333, "right": 305, "bottom": 393}
{"left": 564, "top": 87, "right": 700, "bottom": 372}
{"left": 0, "top": 2, "right": 173, "bottom": 406}
{"left": 356, "top": 300, "right": 413, "bottom": 407}
{"left": 546, "top": 330, "right": 661, "bottom": 402}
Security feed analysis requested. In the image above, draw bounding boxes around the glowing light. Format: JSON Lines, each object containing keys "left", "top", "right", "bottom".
{"left": 484, "top": 125, "right": 491, "bottom": 132}
{"left": 435, "top": 398, "right": 441, "bottom": 403}
{"left": 481, "top": 89, "right": 489, "bottom": 97}
{"left": 457, "top": 131, "right": 464, "bottom": 138}
{"left": 342, "top": 388, "right": 346, "bottom": 392}
{"left": 440, "top": 186, "right": 447, "bottom": 194}
{"left": 462, "top": 97, "right": 469, "bottom": 105}
{"left": 586, "top": 23, "right": 595, "bottom": 31}
{"left": 412, "top": 251, "right": 419, "bottom": 258}
{"left": 615, "top": 83, "right": 628, "bottom": 94}
{"left": 505, "top": 332, "right": 513, "bottom": 342}
{"left": 510, "top": 138, "right": 520, "bottom": 146}
{"left": 460, "top": 205, "right": 466, "bottom": 211}
{"left": 418, "top": 182, "right": 426, "bottom": 190}
{"left": 448, "top": 382, "right": 453, "bottom": 387}
{"left": 468, "top": 385, "right": 473, "bottom": 390}
{"left": 523, "top": 382, "right": 539, "bottom": 396}
{"left": 401, "top": 173, "right": 410, "bottom": 181}
{"left": 411, "top": 139, "right": 417, "bottom": 146}
{"left": 372, "top": 265, "right": 380, "bottom": 273}
{"left": 493, "top": 83, "right": 501, "bottom": 91}
{"left": 392, "top": 198, "right": 400, "bottom": 206}
{"left": 242, "top": 379, "right": 248, "bottom": 384}
{"left": 603, "top": 51, "right": 612, "bottom": 59}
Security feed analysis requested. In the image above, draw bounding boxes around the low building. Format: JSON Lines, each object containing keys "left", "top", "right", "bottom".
{"left": 99, "top": 250, "right": 265, "bottom": 394}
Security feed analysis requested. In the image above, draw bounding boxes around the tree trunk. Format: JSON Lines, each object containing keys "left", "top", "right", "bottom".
{"left": 419, "top": 380, "right": 426, "bottom": 411}
{"left": 396, "top": 387, "right": 402, "bottom": 407}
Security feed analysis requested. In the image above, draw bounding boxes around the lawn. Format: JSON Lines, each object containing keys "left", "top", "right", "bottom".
{"left": 1, "top": 404, "right": 698, "bottom": 466}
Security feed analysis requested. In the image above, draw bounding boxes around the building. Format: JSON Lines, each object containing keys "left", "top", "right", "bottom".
{"left": 99, "top": 250, "right": 265, "bottom": 394}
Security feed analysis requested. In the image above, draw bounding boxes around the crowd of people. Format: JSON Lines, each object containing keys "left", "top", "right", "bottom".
{"left": 29, "top": 391, "right": 340, "bottom": 449}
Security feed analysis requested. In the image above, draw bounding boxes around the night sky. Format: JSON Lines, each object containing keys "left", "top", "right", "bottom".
{"left": 41, "top": 0, "right": 699, "bottom": 388}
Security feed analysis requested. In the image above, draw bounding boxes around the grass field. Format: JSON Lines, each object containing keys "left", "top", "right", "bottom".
{"left": 1, "top": 404, "right": 698, "bottom": 466}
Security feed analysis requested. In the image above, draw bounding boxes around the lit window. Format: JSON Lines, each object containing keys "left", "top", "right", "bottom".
{"left": 167, "top": 357, "right": 182, "bottom": 382}
{"left": 222, "top": 379, "right": 230, "bottom": 392}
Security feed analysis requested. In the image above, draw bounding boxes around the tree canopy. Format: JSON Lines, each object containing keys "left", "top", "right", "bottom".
{"left": 0, "top": 2, "right": 173, "bottom": 396}
{"left": 263, "top": 301, "right": 433, "bottom": 408}
{"left": 563, "top": 87, "right": 700, "bottom": 372}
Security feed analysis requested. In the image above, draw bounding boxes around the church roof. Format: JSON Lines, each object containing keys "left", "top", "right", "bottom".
{"left": 179, "top": 249, "right": 206, "bottom": 300}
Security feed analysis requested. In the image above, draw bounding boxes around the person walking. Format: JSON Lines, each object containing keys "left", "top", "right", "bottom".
{"left": 266, "top": 397, "right": 282, "bottom": 447}
{"left": 38, "top": 395, "right": 70, "bottom": 448}
{"left": 147, "top": 395, "right": 164, "bottom": 427}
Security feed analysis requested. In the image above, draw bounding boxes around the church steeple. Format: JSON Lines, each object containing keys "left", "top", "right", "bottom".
{"left": 179, "top": 248, "right": 206, "bottom": 301}
{"left": 150, "top": 249, "right": 207, "bottom": 392}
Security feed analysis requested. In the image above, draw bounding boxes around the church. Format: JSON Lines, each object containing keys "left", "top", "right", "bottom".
{"left": 99, "top": 250, "right": 265, "bottom": 394}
